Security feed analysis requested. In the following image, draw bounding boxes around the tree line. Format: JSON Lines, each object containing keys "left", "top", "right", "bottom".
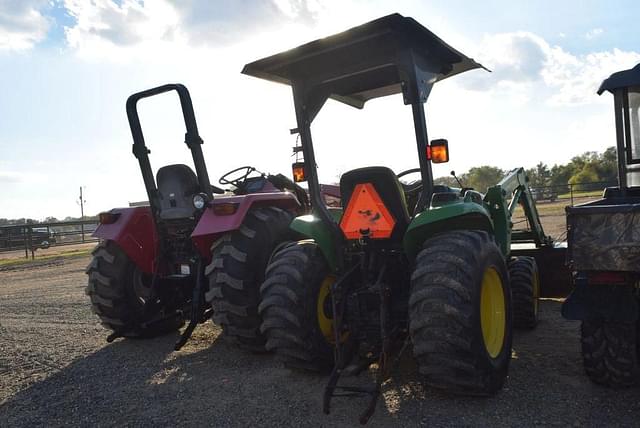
{"left": 435, "top": 146, "right": 618, "bottom": 193}
{"left": 0, "top": 215, "right": 98, "bottom": 227}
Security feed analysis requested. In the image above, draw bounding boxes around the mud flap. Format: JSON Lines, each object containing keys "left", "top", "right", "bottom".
{"left": 561, "top": 273, "right": 638, "bottom": 322}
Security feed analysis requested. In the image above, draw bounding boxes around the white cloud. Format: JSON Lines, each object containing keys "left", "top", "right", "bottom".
{"left": 0, "top": 0, "right": 50, "bottom": 50}
{"left": 63, "top": 0, "right": 181, "bottom": 58}
{"left": 544, "top": 47, "right": 640, "bottom": 105}
{"left": 0, "top": 171, "right": 22, "bottom": 183}
{"left": 585, "top": 28, "right": 604, "bottom": 40}
{"left": 61, "top": 0, "right": 324, "bottom": 58}
{"left": 462, "top": 31, "right": 640, "bottom": 105}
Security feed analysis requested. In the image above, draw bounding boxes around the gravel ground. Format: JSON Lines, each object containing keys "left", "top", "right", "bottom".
{"left": 1, "top": 256, "right": 640, "bottom": 427}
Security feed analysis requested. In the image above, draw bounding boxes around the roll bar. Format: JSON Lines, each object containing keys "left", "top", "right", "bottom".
{"left": 125, "top": 84, "right": 213, "bottom": 219}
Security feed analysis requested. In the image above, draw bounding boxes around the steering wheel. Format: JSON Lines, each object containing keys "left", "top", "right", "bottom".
{"left": 219, "top": 166, "right": 261, "bottom": 190}
{"left": 396, "top": 168, "right": 423, "bottom": 195}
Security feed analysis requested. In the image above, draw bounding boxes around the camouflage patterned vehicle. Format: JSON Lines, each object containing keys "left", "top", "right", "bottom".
{"left": 562, "top": 63, "right": 640, "bottom": 387}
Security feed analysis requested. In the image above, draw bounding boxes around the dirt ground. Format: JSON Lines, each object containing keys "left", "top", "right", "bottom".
{"left": 1, "top": 256, "right": 640, "bottom": 427}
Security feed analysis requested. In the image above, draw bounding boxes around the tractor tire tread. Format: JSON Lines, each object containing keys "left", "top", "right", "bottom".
{"left": 409, "top": 230, "right": 512, "bottom": 395}
{"left": 85, "top": 241, "right": 182, "bottom": 338}
{"left": 581, "top": 319, "right": 640, "bottom": 387}
{"left": 509, "top": 256, "right": 539, "bottom": 329}
{"left": 258, "top": 241, "right": 334, "bottom": 371}
{"left": 205, "top": 206, "right": 294, "bottom": 351}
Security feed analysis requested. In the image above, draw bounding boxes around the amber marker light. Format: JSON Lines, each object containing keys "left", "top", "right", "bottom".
{"left": 212, "top": 203, "right": 239, "bottom": 216}
{"left": 429, "top": 139, "right": 449, "bottom": 163}
{"left": 292, "top": 162, "right": 306, "bottom": 182}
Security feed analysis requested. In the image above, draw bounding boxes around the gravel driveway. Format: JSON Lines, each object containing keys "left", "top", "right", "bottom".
{"left": 1, "top": 256, "right": 639, "bottom": 427}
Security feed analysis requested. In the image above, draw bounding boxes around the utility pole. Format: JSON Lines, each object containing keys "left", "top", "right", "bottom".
{"left": 79, "top": 186, "right": 86, "bottom": 242}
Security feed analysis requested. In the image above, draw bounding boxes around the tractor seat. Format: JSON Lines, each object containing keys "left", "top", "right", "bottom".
{"left": 340, "top": 166, "right": 410, "bottom": 241}
{"left": 156, "top": 164, "right": 199, "bottom": 220}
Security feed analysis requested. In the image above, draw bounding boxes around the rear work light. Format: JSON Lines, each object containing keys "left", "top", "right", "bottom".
{"left": 99, "top": 212, "right": 120, "bottom": 224}
{"left": 212, "top": 203, "right": 239, "bottom": 216}
{"left": 340, "top": 183, "right": 396, "bottom": 239}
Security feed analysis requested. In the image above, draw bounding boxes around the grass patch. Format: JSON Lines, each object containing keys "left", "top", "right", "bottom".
{"left": 0, "top": 248, "right": 93, "bottom": 268}
{"left": 557, "top": 190, "right": 604, "bottom": 199}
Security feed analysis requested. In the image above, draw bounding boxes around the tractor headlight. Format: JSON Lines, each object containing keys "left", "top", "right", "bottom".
{"left": 192, "top": 193, "right": 208, "bottom": 210}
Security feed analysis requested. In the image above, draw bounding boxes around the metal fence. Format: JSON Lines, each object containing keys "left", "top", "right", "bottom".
{"left": 513, "top": 180, "right": 617, "bottom": 241}
{"left": 0, "top": 219, "right": 99, "bottom": 259}
{"left": 528, "top": 181, "right": 616, "bottom": 206}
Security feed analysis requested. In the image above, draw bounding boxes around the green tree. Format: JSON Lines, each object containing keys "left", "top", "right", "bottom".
{"left": 569, "top": 163, "right": 599, "bottom": 185}
{"left": 595, "top": 146, "right": 617, "bottom": 183}
{"left": 434, "top": 175, "right": 458, "bottom": 187}
{"left": 465, "top": 166, "right": 505, "bottom": 192}
{"left": 549, "top": 163, "right": 574, "bottom": 188}
{"left": 527, "top": 162, "right": 551, "bottom": 188}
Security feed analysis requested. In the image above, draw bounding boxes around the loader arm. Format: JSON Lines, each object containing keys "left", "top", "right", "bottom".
{"left": 484, "top": 167, "right": 553, "bottom": 256}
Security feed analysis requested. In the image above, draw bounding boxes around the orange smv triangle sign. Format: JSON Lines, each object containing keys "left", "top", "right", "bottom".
{"left": 340, "top": 183, "right": 396, "bottom": 239}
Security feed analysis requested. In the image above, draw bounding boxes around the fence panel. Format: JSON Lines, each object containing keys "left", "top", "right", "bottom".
{"left": 510, "top": 181, "right": 616, "bottom": 242}
{"left": 0, "top": 220, "right": 99, "bottom": 259}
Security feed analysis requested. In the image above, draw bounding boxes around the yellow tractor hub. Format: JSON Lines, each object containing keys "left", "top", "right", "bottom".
{"left": 317, "top": 276, "right": 336, "bottom": 343}
{"left": 480, "top": 267, "right": 506, "bottom": 358}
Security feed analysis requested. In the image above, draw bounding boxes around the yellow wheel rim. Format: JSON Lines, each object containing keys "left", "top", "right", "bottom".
{"left": 317, "top": 275, "right": 336, "bottom": 343}
{"left": 480, "top": 267, "right": 506, "bottom": 358}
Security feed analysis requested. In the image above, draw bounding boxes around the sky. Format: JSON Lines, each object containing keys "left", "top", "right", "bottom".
{"left": 1, "top": 0, "right": 639, "bottom": 220}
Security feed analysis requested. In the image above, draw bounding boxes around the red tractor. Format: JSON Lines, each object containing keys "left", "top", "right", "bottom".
{"left": 86, "top": 84, "right": 309, "bottom": 350}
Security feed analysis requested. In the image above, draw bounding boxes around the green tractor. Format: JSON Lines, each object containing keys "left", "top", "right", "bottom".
{"left": 243, "top": 14, "right": 558, "bottom": 423}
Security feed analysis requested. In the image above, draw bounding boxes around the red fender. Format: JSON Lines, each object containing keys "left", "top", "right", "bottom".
{"left": 191, "top": 192, "right": 299, "bottom": 258}
{"left": 92, "top": 207, "right": 158, "bottom": 273}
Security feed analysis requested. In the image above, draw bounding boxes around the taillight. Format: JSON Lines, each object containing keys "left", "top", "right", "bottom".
{"left": 588, "top": 271, "right": 628, "bottom": 285}
{"left": 212, "top": 203, "right": 239, "bottom": 216}
{"left": 99, "top": 212, "right": 120, "bottom": 224}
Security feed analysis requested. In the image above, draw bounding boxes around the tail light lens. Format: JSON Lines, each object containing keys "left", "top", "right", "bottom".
{"left": 99, "top": 212, "right": 120, "bottom": 224}
{"left": 213, "top": 203, "right": 239, "bottom": 216}
{"left": 588, "top": 271, "right": 628, "bottom": 285}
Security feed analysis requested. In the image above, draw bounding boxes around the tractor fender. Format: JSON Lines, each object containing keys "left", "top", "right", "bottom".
{"left": 403, "top": 202, "right": 493, "bottom": 260}
{"left": 191, "top": 191, "right": 300, "bottom": 258}
{"left": 561, "top": 272, "right": 638, "bottom": 322}
{"left": 92, "top": 206, "right": 158, "bottom": 273}
{"left": 288, "top": 209, "right": 343, "bottom": 271}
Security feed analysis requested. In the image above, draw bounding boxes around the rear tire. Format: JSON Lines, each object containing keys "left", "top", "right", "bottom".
{"left": 258, "top": 241, "right": 335, "bottom": 371}
{"left": 581, "top": 318, "right": 640, "bottom": 387}
{"left": 509, "top": 256, "right": 540, "bottom": 329}
{"left": 205, "top": 206, "right": 294, "bottom": 351}
{"left": 409, "top": 230, "right": 512, "bottom": 395}
{"left": 85, "top": 241, "right": 184, "bottom": 338}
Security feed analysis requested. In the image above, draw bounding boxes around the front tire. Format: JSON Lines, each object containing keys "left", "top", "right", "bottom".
{"left": 205, "top": 206, "right": 293, "bottom": 351}
{"left": 258, "top": 241, "right": 335, "bottom": 371}
{"left": 85, "top": 241, "right": 184, "bottom": 338}
{"left": 409, "top": 230, "right": 512, "bottom": 395}
{"left": 581, "top": 318, "right": 640, "bottom": 387}
{"left": 509, "top": 256, "right": 540, "bottom": 329}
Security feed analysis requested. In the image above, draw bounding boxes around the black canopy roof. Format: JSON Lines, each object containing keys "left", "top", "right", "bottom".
{"left": 242, "top": 13, "right": 485, "bottom": 109}
{"left": 598, "top": 63, "right": 640, "bottom": 95}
